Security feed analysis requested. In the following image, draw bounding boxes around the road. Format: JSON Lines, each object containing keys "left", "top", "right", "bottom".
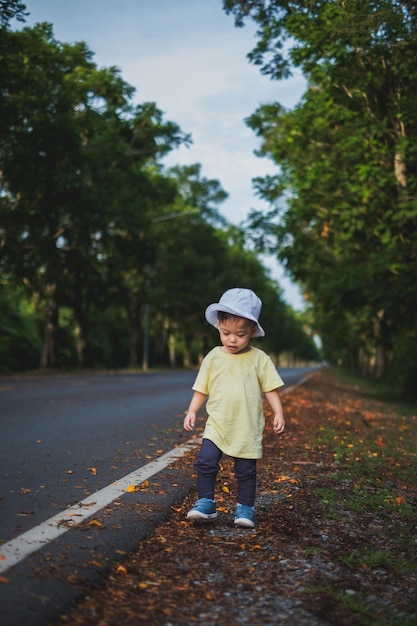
{"left": 0, "top": 366, "right": 317, "bottom": 626}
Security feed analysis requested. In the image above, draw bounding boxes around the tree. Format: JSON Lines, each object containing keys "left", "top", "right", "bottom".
{"left": 0, "top": 22, "right": 189, "bottom": 367}
{"left": 0, "top": 0, "right": 27, "bottom": 27}
{"left": 0, "top": 9, "right": 319, "bottom": 373}
{"left": 143, "top": 165, "right": 231, "bottom": 367}
{"left": 223, "top": 0, "right": 417, "bottom": 382}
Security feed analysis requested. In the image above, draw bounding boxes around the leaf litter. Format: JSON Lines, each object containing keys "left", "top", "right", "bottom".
{"left": 56, "top": 371, "right": 417, "bottom": 625}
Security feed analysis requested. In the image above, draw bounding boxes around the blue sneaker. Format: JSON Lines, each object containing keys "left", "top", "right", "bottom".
{"left": 187, "top": 498, "right": 217, "bottom": 521}
{"left": 234, "top": 504, "right": 256, "bottom": 528}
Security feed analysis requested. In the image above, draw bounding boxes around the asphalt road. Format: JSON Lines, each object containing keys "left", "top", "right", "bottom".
{"left": 0, "top": 366, "right": 317, "bottom": 626}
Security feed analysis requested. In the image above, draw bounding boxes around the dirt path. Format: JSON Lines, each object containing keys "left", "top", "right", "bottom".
{"left": 54, "top": 370, "right": 417, "bottom": 625}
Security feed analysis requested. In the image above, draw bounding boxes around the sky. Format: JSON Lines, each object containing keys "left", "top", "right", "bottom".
{"left": 22, "top": 0, "right": 306, "bottom": 309}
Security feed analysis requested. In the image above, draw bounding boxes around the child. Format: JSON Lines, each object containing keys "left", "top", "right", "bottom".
{"left": 184, "top": 287, "right": 285, "bottom": 528}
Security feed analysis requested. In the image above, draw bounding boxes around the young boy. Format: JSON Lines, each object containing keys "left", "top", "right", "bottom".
{"left": 184, "top": 287, "right": 285, "bottom": 528}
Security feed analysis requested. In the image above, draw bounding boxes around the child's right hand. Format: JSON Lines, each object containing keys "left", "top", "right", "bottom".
{"left": 183, "top": 411, "right": 196, "bottom": 431}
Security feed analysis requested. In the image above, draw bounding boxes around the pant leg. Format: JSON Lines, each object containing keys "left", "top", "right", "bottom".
{"left": 234, "top": 457, "right": 257, "bottom": 507}
{"left": 194, "top": 438, "right": 223, "bottom": 500}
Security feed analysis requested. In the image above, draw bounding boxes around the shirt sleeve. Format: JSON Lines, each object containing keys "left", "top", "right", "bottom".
{"left": 192, "top": 354, "right": 211, "bottom": 395}
{"left": 260, "top": 356, "right": 285, "bottom": 392}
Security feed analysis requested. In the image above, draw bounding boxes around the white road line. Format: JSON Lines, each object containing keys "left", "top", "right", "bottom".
{"left": 280, "top": 371, "right": 318, "bottom": 395}
{"left": 0, "top": 439, "right": 200, "bottom": 574}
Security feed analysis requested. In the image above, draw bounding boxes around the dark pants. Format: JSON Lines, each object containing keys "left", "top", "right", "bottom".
{"left": 194, "top": 438, "right": 257, "bottom": 507}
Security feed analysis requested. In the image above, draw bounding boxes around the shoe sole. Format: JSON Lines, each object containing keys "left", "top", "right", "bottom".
{"left": 187, "top": 511, "right": 217, "bottom": 521}
{"left": 234, "top": 517, "right": 255, "bottom": 528}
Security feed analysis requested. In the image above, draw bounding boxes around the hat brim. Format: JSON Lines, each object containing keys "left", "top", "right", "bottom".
{"left": 205, "top": 303, "right": 265, "bottom": 337}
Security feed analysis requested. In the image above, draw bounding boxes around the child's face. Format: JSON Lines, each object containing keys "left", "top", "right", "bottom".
{"left": 217, "top": 316, "right": 257, "bottom": 354}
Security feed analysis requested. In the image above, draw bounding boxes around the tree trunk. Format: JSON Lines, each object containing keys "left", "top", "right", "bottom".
{"left": 39, "top": 285, "right": 58, "bottom": 368}
{"left": 393, "top": 119, "right": 407, "bottom": 192}
{"left": 40, "top": 305, "right": 57, "bottom": 368}
{"left": 73, "top": 302, "right": 90, "bottom": 367}
{"left": 168, "top": 333, "right": 176, "bottom": 367}
{"left": 142, "top": 302, "right": 150, "bottom": 371}
{"left": 129, "top": 325, "right": 138, "bottom": 367}
{"left": 74, "top": 321, "right": 86, "bottom": 368}
{"left": 373, "top": 310, "right": 387, "bottom": 379}
{"left": 127, "top": 302, "right": 141, "bottom": 367}
{"left": 183, "top": 333, "right": 193, "bottom": 367}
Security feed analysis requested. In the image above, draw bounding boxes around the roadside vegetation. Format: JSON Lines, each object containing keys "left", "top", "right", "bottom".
{"left": 223, "top": 0, "right": 417, "bottom": 395}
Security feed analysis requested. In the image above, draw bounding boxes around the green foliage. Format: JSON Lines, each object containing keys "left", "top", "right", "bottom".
{"left": 0, "top": 20, "right": 189, "bottom": 368}
{"left": 0, "top": 0, "right": 27, "bottom": 27}
{"left": 0, "top": 16, "right": 316, "bottom": 371}
{"left": 87, "top": 306, "right": 131, "bottom": 369}
{"left": 386, "top": 323, "right": 417, "bottom": 397}
{"left": 0, "top": 283, "right": 41, "bottom": 370}
{"left": 224, "top": 0, "right": 417, "bottom": 393}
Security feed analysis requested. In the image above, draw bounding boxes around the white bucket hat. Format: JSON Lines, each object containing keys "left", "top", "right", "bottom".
{"left": 205, "top": 288, "right": 265, "bottom": 337}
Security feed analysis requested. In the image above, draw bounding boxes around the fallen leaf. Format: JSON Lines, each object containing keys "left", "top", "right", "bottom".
{"left": 126, "top": 484, "right": 137, "bottom": 493}
{"left": 116, "top": 565, "right": 127, "bottom": 574}
{"left": 88, "top": 519, "right": 102, "bottom": 527}
{"left": 138, "top": 582, "right": 149, "bottom": 589}
{"left": 87, "top": 467, "right": 97, "bottom": 475}
{"left": 274, "top": 476, "right": 291, "bottom": 483}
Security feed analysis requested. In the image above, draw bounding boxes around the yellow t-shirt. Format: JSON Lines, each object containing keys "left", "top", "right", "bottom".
{"left": 192, "top": 346, "right": 284, "bottom": 459}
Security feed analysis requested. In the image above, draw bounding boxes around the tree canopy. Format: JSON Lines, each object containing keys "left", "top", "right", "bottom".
{"left": 223, "top": 0, "right": 417, "bottom": 392}
{"left": 0, "top": 5, "right": 318, "bottom": 372}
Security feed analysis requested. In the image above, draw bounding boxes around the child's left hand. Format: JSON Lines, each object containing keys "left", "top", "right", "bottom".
{"left": 273, "top": 414, "right": 285, "bottom": 434}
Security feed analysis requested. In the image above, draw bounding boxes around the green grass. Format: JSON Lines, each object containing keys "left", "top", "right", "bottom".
{"left": 307, "top": 369, "right": 417, "bottom": 624}
{"left": 304, "top": 583, "right": 416, "bottom": 626}
{"left": 339, "top": 549, "right": 417, "bottom": 575}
